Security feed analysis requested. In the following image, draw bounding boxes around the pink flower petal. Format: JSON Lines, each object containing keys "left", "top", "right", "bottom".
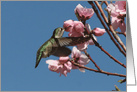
{"left": 106, "top": 3, "right": 120, "bottom": 17}
{"left": 89, "top": 35, "right": 97, "bottom": 45}
{"left": 64, "top": 61, "right": 72, "bottom": 70}
{"left": 71, "top": 47, "right": 81, "bottom": 58}
{"left": 46, "top": 60, "right": 59, "bottom": 66}
{"left": 74, "top": 21, "right": 85, "bottom": 33}
{"left": 77, "top": 42, "right": 89, "bottom": 51}
{"left": 60, "top": 66, "right": 71, "bottom": 77}
{"left": 82, "top": 8, "right": 94, "bottom": 20}
{"left": 74, "top": 4, "right": 84, "bottom": 14}
{"left": 119, "top": 22, "right": 126, "bottom": 33}
{"left": 115, "top": 1, "right": 126, "bottom": 12}
{"left": 63, "top": 20, "right": 74, "bottom": 32}
{"left": 106, "top": 3, "right": 116, "bottom": 12}
{"left": 71, "top": 47, "right": 90, "bottom": 73}
{"left": 85, "top": 23, "right": 91, "bottom": 32}
{"left": 89, "top": 39, "right": 94, "bottom": 45}
{"left": 74, "top": 4, "right": 94, "bottom": 21}
{"left": 59, "top": 56, "right": 69, "bottom": 63}
{"left": 72, "top": 64, "right": 78, "bottom": 69}
{"left": 46, "top": 60, "right": 63, "bottom": 72}
{"left": 68, "top": 30, "right": 84, "bottom": 37}
{"left": 78, "top": 67, "right": 85, "bottom": 72}
{"left": 79, "top": 54, "right": 90, "bottom": 65}
{"left": 111, "top": 17, "right": 120, "bottom": 30}
{"left": 63, "top": 70, "right": 68, "bottom": 77}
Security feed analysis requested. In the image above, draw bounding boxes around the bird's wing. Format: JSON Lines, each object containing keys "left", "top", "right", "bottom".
{"left": 56, "top": 36, "right": 90, "bottom": 47}
{"left": 52, "top": 46, "right": 71, "bottom": 57}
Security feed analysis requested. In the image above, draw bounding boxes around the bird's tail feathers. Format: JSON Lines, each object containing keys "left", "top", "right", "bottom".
{"left": 35, "top": 52, "right": 43, "bottom": 68}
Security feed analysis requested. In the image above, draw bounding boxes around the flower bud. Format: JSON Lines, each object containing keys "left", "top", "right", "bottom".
{"left": 93, "top": 28, "right": 106, "bottom": 36}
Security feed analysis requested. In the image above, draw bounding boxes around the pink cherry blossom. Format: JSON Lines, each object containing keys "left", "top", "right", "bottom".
{"left": 111, "top": 17, "right": 126, "bottom": 33}
{"left": 63, "top": 20, "right": 74, "bottom": 32}
{"left": 68, "top": 30, "right": 84, "bottom": 37}
{"left": 63, "top": 20, "right": 88, "bottom": 50}
{"left": 64, "top": 20, "right": 85, "bottom": 37}
{"left": 74, "top": 21, "right": 85, "bottom": 33}
{"left": 77, "top": 42, "right": 89, "bottom": 51}
{"left": 76, "top": 24, "right": 97, "bottom": 51}
{"left": 46, "top": 60, "right": 63, "bottom": 73}
{"left": 106, "top": 2, "right": 126, "bottom": 33}
{"left": 106, "top": 3, "right": 118, "bottom": 17}
{"left": 74, "top": 4, "right": 94, "bottom": 21}
{"left": 46, "top": 56, "right": 72, "bottom": 76}
{"left": 115, "top": 1, "right": 126, "bottom": 15}
{"left": 93, "top": 28, "right": 106, "bottom": 36}
{"left": 71, "top": 47, "right": 90, "bottom": 72}
{"left": 64, "top": 21, "right": 98, "bottom": 51}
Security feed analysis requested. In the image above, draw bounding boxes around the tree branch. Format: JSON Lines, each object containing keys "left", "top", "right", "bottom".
{"left": 70, "top": 60, "right": 126, "bottom": 77}
{"left": 84, "top": 50, "right": 101, "bottom": 71}
{"left": 116, "top": 31, "right": 126, "bottom": 37}
{"left": 90, "top": 33, "right": 126, "bottom": 68}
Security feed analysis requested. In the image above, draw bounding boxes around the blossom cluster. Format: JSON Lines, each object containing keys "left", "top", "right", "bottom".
{"left": 46, "top": 4, "right": 109, "bottom": 76}
{"left": 106, "top": 1, "right": 126, "bottom": 33}
{"left": 63, "top": 4, "right": 106, "bottom": 51}
{"left": 46, "top": 47, "right": 90, "bottom": 76}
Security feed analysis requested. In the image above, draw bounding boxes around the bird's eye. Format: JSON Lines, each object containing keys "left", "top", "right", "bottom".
{"left": 61, "top": 28, "right": 64, "bottom": 30}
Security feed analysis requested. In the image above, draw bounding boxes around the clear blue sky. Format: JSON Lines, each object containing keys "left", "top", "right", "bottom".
{"left": 1, "top": 1, "right": 126, "bottom": 91}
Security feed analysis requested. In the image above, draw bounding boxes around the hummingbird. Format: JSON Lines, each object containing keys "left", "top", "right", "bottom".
{"left": 35, "top": 27, "right": 92, "bottom": 68}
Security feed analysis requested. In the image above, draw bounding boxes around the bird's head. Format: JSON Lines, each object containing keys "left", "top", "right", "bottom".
{"left": 52, "top": 27, "right": 65, "bottom": 38}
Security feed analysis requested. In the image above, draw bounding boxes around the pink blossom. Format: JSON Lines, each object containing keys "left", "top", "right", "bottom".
{"left": 93, "top": 28, "right": 106, "bottom": 36}
{"left": 106, "top": 3, "right": 118, "bottom": 17}
{"left": 64, "top": 20, "right": 85, "bottom": 37}
{"left": 63, "top": 20, "right": 74, "bottom": 32}
{"left": 63, "top": 21, "right": 97, "bottom": 51}
{"left": 71, "top": 47, "right": 90, "bottom": 72}
{"left": 68, "top": 30, "right": 84, "bottom": 37}
{"left": 115, "top": 1, "right": 126, "bottom": 15}
{"left": 46, "top": 60, "right": 63, "bottom": 73}
{"left": 74, "top": 21, "right": 85, "bottom": 33}
{"left": 63, "top": 20, "right": 88, "bottom": 50}
{"left": 76, "top": 24, "right": 97, "bottom": 51}
{"left": 106, "top": 2, "right": 126, "bottom": 33}
{"left": 111, "top": 17, "right": 126, "bottom": 33}
{"left": 46, "top": 56, "right": 72, "bottom": 76}
{"left": 77, "top": 42, "right": 89, "bottom": 51}
{"left": 74, "top": 4, "right": 94, "bottom": 21}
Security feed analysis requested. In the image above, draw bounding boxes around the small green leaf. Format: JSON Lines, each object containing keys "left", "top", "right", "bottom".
{"left": 115, "top": 85, "right": 121, "bottom": 91}
{"left": 118, "top": 79, "right": 126, "bottom": 84}
{"left": 118, "top": 79, "right": 123, "bottom": 83}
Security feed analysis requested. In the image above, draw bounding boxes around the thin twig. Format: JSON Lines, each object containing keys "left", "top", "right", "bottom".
{"left": 116, "top": 31, "right": 126, "bottom": 37}
{"left": 104, "top": 1, "right": 109, "bottom": 6}
{"left": 90, "top": 33, "right": 126, "bottom": 68}
{"left": 84, "top": 50, "right": 101, "bottom": 71}
{"left": 100, "top": 1, "right": 105, "bottom": 6}
{"left": 118, "top": 78, "right": 126, "bottom": 83}
{"left": 94, "top": 1, "right": 126, "bottom": 52}
{"left": 70, "top": 60, "right": 126, "bottom": 77}
{"left": 87, "top": 1, "right": 126, "bottom": 57}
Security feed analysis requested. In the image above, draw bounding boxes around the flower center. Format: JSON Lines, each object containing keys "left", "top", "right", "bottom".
{"left": 75, "top": 57, "right": 79, "bottom": 63}
{"left": 117, "top": 14, "right": 125, "bottom": 22}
